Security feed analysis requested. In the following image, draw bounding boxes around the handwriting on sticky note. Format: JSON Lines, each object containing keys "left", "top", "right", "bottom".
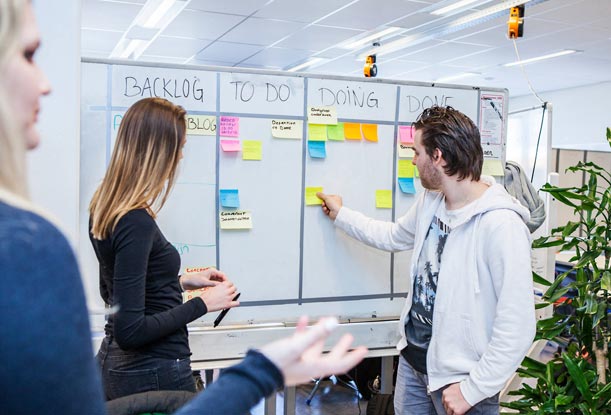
{"left": 187, "top": 115, "right": 216, "bottom": 136}
{"left": 220, "top": 210, "right": 252, "bottom": 229}
{"left": 398, "top": 159, "right": 415, "bottom": 178}
{"left": 242, "top": 140, "right": 262, "bottom": 160}
{"left": 376, "top": 190, "right": 393, "bottom": 209}
{"left": 305, "top": 187, "right": 323, "bottom": 205}
{"left": 362, "top": 124, "right": 379, "bottom": 142}
{"left": 398, "top": 144, "right": 415, "bottom": 158}
{"left": 308, "top": 124, "right": 327, "bottom": 141}
{"left": 308, "top": 141, "right": 326, "bottom": 158}
{"left": 399, "top": 125, "right": 414, "bottom": 144}
{"left": 271, "top": 119, "right": 302, "bottom": 139}
{"left": 308, "top": 106, "right": 338, "bottom": 125}
{"left": 220, "top": 189, "right": 239, "bottom": 208}
{"left": 220, "top": 116, "right": 239, "bottom": 137}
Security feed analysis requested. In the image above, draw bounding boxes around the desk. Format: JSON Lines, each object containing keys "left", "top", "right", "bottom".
{"left": 187, "top": 319, "right": 400, "bottom": 415}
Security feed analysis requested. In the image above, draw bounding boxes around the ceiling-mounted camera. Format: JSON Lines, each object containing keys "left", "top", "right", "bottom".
{"left": 364, "top": 42, "right": 379, "bottom": 78}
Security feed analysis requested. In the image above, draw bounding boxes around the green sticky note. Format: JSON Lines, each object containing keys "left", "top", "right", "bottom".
{"left": 242, "top": 140, "right": 262, "bottom": 160}
{"left": 305, "top": 187, "right": 323, "bottom": 205}
{"left": 327, "top": 122, "right": 345, "bottom": 141}
{"left": 376, "top": 190, "right": 392, "bottom": 209}
{"left": 398, "top": 159, "right": 415, "bottom": 178}
{"left": 308, "top": 124, "right": 327, "bottom": 141}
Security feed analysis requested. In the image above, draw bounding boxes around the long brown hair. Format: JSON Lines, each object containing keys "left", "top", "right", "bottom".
{"left": 89, "top": 97, "right": 186, "bottom": 239}
{"left": 0, "top": 0, "right": 28, "bottom": 198}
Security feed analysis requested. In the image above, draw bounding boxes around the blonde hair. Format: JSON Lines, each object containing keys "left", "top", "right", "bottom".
{"left": 0, "top": 0, "right": 29, "bottom": 199}
{"left": 89, "top": 97, "right": 186, "bottom": 239}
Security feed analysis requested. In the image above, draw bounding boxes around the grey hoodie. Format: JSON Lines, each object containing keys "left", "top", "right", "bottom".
{"left": 334, "top": 176, "right": 536, "bottom": 406}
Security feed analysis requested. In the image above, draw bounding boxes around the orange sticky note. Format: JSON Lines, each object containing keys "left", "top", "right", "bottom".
{"left": 344, "top": 122, "right": 362, "bottom": 140}
{"left": 362, "top": 124, "right": 378, "bottom": 142}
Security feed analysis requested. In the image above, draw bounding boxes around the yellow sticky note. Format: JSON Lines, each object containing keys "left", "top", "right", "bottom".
{"left": 308, "top": 124, "right": 327, "bottom": 141}
{"left": 327, "top": 123, "right": 345, "bottom": 141}
{"left": 362, "top": 124, "right": 379, "bottom": 142}
{"left": 482, "top": 159, "right": 505, "bottom": 176}
{"left": 344, "top": 122, "right": 362, "bottom": 140}
{"left": 376, "top": 190, "right": 393, "bottom": 209}
{"left": 415, "top": 166, "right": 419, "bottom": 177}
{"left": 242, "top": 140, "right": 262, "bottom": 160}
{"left": 186, "top": 114, "right": 216, "bottom": 136}
{"left": 398, "top": 159, "right": 415, "bottom": 178}
{"left": 305, "top": 187, "right": 323, "bottom": 205}
{"left": 398, "top": 144, "right": 415, "bottom": 158}
{"left": 220, "top": 210, "right": 253, "bottom": 229}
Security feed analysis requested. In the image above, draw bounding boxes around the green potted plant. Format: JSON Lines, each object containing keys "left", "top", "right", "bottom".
{"left": 501, "top": 129, "right": 611, "bottom": 414}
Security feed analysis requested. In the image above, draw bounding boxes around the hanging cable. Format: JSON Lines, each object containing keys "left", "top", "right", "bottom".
{"left": 530, "top": 102, "right": 547, "bottom": 182}
{"left": 512, "top": 39, "right": 545, "bottom": 104}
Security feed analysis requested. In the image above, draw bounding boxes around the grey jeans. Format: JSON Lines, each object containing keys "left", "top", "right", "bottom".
{"left": 394, "top": 355, "right": 499, "bottom": 415}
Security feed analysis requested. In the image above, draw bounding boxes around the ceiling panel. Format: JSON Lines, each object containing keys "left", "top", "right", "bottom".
{"left": 194, "top": 41, "right": 264, "bottom": 63}
{"left": 81, "top": 29, "right": 123, "bottom": 55}
{"left": 241, "top": 47, "right": 314, "bottom": 69}
{"left": 254, "top": 0, "right": 357, "bottom": 24}
{"left": 275, "top": 24, "right": 363, "bottom": 51}
{"left": 163, "top": 9, "right": 246, "bottom": 40}
{"left": 82, "top": 0, "right": 142, "bottom": 31}
{"left": 146, "top": 36, "right": 211, "bottom": 59}
{"left": 318, "top": 0, "right": 426, "bottom": 30}
{"left": 220, "top": 17, "right": 306, "bottom": 46}
{"left": 187, "top": 0, "right": 272, "bottom": 16}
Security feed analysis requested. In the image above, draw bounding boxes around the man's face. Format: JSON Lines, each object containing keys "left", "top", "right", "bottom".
{"left": 411, "top": 129, "right": 442, "bottom": 190}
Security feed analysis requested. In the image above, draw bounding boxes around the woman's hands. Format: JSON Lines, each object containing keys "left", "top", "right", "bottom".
{"left": 199, "top": 281, "right": 239, "bottom": 312}
{"left": 260, "top": 316, "right": 368, "bottom": 387}
{"left": 179, "top": 268, "right": 227, "bottom": 291}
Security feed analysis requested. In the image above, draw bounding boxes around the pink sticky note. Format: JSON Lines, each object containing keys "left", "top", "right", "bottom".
{"left": 399, "top": 125, "right": 414, "bottom": 144}
{"left": 220, "top": 116, "right": 239, "bottom": 137}
{"left": 221, "top": 139, "right": 241, "bottom": 152}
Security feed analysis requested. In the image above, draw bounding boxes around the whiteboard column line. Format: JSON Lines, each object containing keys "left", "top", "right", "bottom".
{"left": 390, "top": 85, "right": 401, "bottom": 300}
{"left": 215, "top": 73, "right": 221, "bottom": 269}
{"left": 297, "top": 78, "right": 309, "bottom": 305}
{"left": 105, "top": 65, "right": 113, "bottom": 166}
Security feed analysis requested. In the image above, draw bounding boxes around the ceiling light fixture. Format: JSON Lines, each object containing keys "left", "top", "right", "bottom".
{"left": 503, "top": 49, "right": 579, "bottom": 67}
{"left": 341, "top": 27, "right": 403, "bottom": 50}
{"left": 110, "top": 0, "right": 189, "bottom": 60}
{"left": 286, "top": 58, "right": 326, "bottom": 72}
{"left": 431, "top": 0, "right": 485, "bottom": 16}
{"left": 435, "top": 72, "right": 481, "bottom": 83}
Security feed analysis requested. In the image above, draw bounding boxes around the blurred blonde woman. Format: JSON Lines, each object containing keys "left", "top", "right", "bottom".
{"left": 0, "top": 1, "right": 366, "bottom": 414}
{"left": 89, "top": 97, "right": 240, "bottom": 400}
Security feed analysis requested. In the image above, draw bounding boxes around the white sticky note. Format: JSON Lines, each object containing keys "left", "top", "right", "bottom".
{"left": 220, "top": 210, "right": 253, "bottom": 229}
{"left": 308, "top": 106, "right": 338, "bottom": 125}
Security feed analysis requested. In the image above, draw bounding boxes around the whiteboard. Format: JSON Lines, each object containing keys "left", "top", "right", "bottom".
{"left": 80, "top": 60, "right": 507, "bottom": 326}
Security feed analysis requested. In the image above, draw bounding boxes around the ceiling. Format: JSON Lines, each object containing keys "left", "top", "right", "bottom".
{"left": 81, "top": 0, "right": 611, "bottom": 98}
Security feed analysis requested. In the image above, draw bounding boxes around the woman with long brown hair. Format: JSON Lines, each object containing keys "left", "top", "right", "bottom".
{"left": 89, "top": 97, "right": 239, "bottom": 400}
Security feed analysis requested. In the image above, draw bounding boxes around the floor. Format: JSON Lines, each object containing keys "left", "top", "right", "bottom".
{"left": 251, "top": 377, "right": 369, "bottom": 415}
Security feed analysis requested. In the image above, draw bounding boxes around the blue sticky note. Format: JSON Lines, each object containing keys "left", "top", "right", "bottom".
{"left": 220, "top": 189, "right": 240, "bottom": 208}
{"left": 308, "top": 140, "right": 326, "bottom": 159}
{"left": 398, "top": 178, "right": 416, "bottom": 194}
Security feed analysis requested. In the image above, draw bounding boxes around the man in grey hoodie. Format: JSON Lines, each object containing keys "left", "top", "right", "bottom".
{"left": 317, "top": 106, "right": 535, "bottom": 415}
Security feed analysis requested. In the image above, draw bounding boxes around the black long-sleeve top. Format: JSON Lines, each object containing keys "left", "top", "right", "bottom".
{"left": 89, "top": 209, "right": 207, "bottom": 358}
